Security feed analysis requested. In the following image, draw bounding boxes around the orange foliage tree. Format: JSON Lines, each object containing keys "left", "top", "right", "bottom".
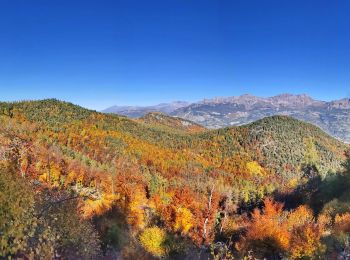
{"left": 236, "top": 198, "right": 325, "bottom": 259}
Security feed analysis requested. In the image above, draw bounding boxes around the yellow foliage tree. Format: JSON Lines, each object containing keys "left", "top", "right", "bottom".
{"left": 174, "top": 207, "right": 194, "bottom": 234}
{"left": 127, "top": 188, "right": 148, "bottom": 229}
{"left": 246, "top": 161, "right": 265, "bottom": 176}
{"left": 287, "top": 205, "right": 314, "bottom": 229}
{"left": 139, "top": 227, "right": 167, "bottom": 257}
{"left": 303, "top": 137, "right": 319, "bottom": 167}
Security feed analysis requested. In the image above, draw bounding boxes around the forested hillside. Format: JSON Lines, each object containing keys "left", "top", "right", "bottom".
{"left": 137, "top": 112, "right": 206, "bottom": 133}
{"left": 0, "top": 99, "right": 349, "bottom": 259}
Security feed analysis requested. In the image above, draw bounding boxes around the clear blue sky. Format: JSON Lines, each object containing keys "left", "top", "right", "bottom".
{"left": 0, "top": 0, "right": 349, "bottom": 110}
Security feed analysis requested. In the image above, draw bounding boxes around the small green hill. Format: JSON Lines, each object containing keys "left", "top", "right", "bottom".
{"left": 0, "top": 99, "right": 94, "bottom": 124}
{"left": 240, "top": 116, "right": 345, "bottom": 176}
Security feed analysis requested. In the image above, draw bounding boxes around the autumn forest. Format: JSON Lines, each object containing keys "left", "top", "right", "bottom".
{"left": 0, "top": 99, "right": 349, "bottom": 259}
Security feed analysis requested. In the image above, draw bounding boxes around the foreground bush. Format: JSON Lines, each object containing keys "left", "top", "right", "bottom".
{"left": 0, "top": 168, "right": 101, "bottom": 258}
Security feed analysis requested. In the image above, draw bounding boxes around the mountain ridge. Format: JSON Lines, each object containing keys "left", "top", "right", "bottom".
{"left": 103, "top": 93, "right": 350, "bottom": 143}
{"left": 172, "top": 94, "right": 350, "bottom": 143}
{"left": 103, "top": 101, "right": 190, "bottom": 117}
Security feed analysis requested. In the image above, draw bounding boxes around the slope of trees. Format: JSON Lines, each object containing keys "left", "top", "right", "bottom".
{"left": 0, "top": 99, "right": 349, "bottom": 258}
{"left": 137, "top": 112, "right": 206, "bottom": 133}
{"left": 0, "top": 167, "right": 100, "bottom": 258}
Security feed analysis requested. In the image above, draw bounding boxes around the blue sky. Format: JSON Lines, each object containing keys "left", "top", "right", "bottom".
{"left": 0, "top": 0, "right": 349, "bottom": 110}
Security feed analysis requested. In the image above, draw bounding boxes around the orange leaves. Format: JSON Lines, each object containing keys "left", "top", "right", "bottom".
{"left": 158, "top": 187, "right": 220, "bottom": 246}
{"left": 236, "top": 198, "right": 290, "bottom": 255}
{"left": 289, "top": 221, "right": 325, "bottom": 259}
{"left": 260, "top": 197, "right": 284, "bottom": 217}
{"left": 237, "top": 198, "right": 325, "bottom": 259}
{"left": 160, "top": 188, "right": 195, "bottom": 233}
{"left": 286, "top": 205, "right": 314, "bottom": 229}
{"left": 127, "top": 188, "right": 148, "bottom": 229}
{"left": 334, "top": 212, "right": 350, "bottom": 234}
{"left": 81, "top": 193, "right": 118, "bottom": 219}
{"left": 288, "top": 205, "right": 325, "bottom": 258}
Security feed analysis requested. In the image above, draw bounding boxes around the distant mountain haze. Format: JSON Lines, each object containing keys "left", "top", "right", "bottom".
{"left": 103, "top": 101, "right": 190, "bottom": 118}
{"left": 103, "top": 94, "right": 350, "bottom": 143}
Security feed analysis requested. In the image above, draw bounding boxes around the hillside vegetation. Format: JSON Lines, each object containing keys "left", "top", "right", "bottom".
{"left": 137, "top": 112, "right": 206, "bottom": 133}
{"left": 0, "top": 99, "right": 349, "bottom": 259}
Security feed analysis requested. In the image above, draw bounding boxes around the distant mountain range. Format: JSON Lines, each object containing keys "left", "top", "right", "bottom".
{"left": 103, "top": 101, "right": 190, "bottom": 117}
{"left": 103, "top": 94, "right": 350, "bottom": 143}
